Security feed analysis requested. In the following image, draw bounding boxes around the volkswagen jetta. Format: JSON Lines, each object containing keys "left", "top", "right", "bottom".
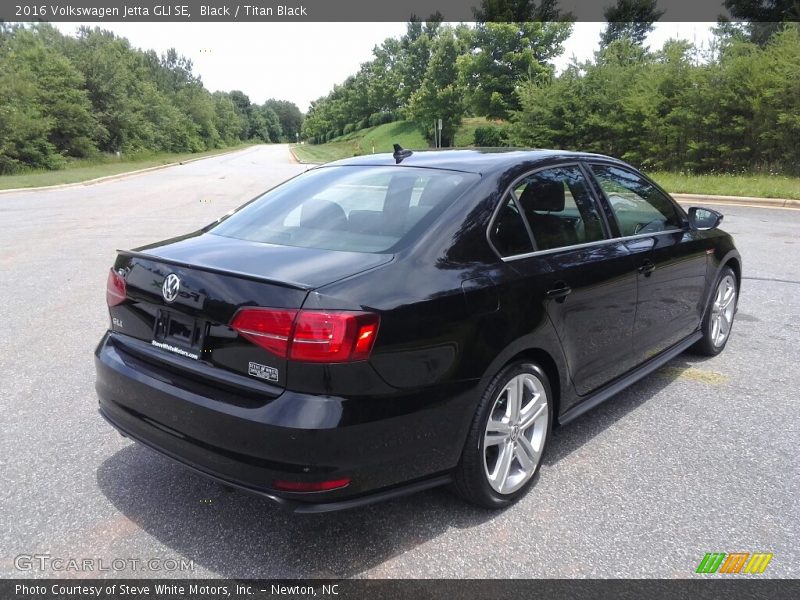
{"left": 95, "top": 148, "right": 741, "bottom": 512}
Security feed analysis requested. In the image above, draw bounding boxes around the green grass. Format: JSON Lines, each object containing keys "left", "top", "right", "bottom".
{"left": 648, "top": 171, "right": 800, "bottom": 200}
{"left": 453, "top": 116, "right": 496, "bottom": 147}
{"left": 293, "top": 118, "right": 501, "bottom": 164}
{"left": 294, "top": 123, "right": 800, "bottom": 199}
{"left": 292, "top": 121, "right": 427, "bottom": 164}
{"left": 290, "top": 142, "right": 357, "bottom": 164}
{"left": 294, "top": 119, "right": 508, "bottom": 164}
{"left": 0, "top": 143, "right": 254, "bottom": 191}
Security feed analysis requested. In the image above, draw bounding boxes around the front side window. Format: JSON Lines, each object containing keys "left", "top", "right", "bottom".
{"left": 590, "top": 165, "right": 684, "bottom": 237}
{"left": 512, "top": 166, "right": 607, "bottom": 251}
{"left": 210, "top": 166, "right": 478, "bottom": 253}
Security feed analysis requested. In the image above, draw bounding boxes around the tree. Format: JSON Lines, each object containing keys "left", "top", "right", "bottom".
{"left": 507, "top": 26, "right": 800, "bottom": 175}
{"left": 0, "top": 24, "right": 302, "bottom": 172}
{"left": 600, "top": 0, "right": 665, "bottom": 47}
{"left": 213, "top": 92, "right": 245, "bottom": 145}
{"left": 409, "top": 29, "right": 467, "bottom": 147}
{"left": 264, "top": 99, "right": 303, "bottom": 141}
{"left": 397, "top": 18, "right": 438, "bottom": 106}
{"left": 473, "top": 0, "right": 564, "bottom": 21}
{"left": 366, "top": 37, "right": 403, "bottom": 113}
{"left": 459, "top": 21, "right": 572, "bottom": 119}
{"left": 723, "top": 0, "right": 798, "bottom": 46}
{"left": 228, "top": 90, "right": 253, "bottom": 138}
{"left": 6, "top": 27, "right": 100, "bottom": 158}
{"left": 249, "top": 105, "right": 282, "bottom": 142}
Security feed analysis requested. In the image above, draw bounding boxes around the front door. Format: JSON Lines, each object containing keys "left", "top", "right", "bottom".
{"left": 489, "top": 164, "right": 639, "bottom": 397}
{"left": 588, "top": 163, "right": 708, "bottom": 360}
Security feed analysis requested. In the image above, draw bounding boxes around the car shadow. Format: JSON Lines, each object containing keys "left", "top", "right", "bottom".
{"left": 544, "top": 355, "right": 708, "bottom": 466}
{"left": 96, "top": 355, "right": 702, "bottom": 578}
{"left": 96, "top": 444, "right": 494, "bottom": 579}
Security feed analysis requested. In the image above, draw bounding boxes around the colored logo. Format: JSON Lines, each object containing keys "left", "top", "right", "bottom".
{"left": 696, "top": 552, "right": 773, "bottom": 574}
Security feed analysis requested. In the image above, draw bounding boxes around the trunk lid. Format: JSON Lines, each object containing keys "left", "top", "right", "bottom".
{"left": 107, "top": 232, "right": 392, "bottom": 395}
{"left": 135, "top": 231, "right": 393, "bottom": 289}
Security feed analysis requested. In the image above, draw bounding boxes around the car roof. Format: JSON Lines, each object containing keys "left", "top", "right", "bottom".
{"left": 320, "top": 148, "right": 622, "bottom": 175}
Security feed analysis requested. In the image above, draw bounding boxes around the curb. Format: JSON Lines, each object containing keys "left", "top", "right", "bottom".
{"left": 0, "top": 145, "right": 257, "bottom": 195}
{"left": 672, "top": 193, "right": 799, "bottom": 209}
{"left": 288, "top": 145, "right": 321, "bottom": 165}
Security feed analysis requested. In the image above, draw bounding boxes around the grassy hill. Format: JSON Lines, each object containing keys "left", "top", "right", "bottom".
{"left": 291, "top": 120, "right": 800, "bottom": 199}
{"left": 292, "top": 118, "right": 495, "bottom": 164}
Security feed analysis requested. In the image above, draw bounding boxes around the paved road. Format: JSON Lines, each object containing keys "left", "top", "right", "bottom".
{"left": 1, "top": 145, "right": 798, "bottom": 579}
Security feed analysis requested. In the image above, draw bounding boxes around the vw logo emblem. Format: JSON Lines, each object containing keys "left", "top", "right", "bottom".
{"left": 162, "top": 273, "right": 181, "bottom": 303}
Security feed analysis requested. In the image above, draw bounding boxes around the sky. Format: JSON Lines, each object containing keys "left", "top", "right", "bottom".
{"left": 53, "top": 22, "right": 715, "bottom": 112}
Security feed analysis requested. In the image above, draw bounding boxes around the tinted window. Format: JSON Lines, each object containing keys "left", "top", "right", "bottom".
{"left": 590, "top": 165, "right": 683, "bottom": 236}
{"left": 211, "top": 166, "right": 478, "bottom": 253}
{"left": 490, "top": 197, "right": 534, "bottom": 257}
{"left": 513, "top": 166, "right": 606, "bottom": 251}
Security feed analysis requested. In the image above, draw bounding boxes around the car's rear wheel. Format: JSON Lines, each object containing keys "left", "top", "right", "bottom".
{"left": 693, "top": 265, "right": 738, "bottom": 356}
{"left": 453, "top": 361, "right": 552, "bottom": 508}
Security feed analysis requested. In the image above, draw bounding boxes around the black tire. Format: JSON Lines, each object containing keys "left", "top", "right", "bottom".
{"left": 692, "top": 265, "right": 738, "bottom": 357}
{"left": 453, "top": 361, "right": 553, "bottom": 509}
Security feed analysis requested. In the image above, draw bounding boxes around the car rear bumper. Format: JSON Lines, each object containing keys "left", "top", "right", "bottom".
{"left": 95, "top": 332, "right": 474, "bottom": 512}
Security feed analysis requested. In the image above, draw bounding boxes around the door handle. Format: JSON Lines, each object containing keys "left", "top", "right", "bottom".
{"left": 546, "top": 283, "right": 572, "bottom": 303}
{"left": 638, "top": 259, "right": 656, "bottom": 276}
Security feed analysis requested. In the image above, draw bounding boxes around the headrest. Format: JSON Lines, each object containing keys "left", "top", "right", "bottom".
{"left": 300, "top": 199, "right": 347, "bottom": 230}
{"left": 518, "top": 178, "right": 565, "bottom": 212}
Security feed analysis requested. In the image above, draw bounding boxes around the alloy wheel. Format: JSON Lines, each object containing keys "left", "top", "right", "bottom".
{"left": 710, "top": 274, "right": 736, "bottom": 347}
{"left": 483, "top": 373, "right": 549, "bottom": 494}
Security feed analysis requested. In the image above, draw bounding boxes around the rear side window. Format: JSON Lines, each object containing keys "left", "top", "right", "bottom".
{"left": 211, "top": 166, "right": 478, "bottom": 253}
{"left": 513, "top": 166, "right": 607, "bottom": 251}
{"left": 590, "top": 164, "right": 683, "bottom": 236}
{"left": 490, "top": 197, "right": 534, "bottom": 257}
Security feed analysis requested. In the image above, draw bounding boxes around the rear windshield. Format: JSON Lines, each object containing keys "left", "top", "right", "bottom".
{"left": 209, "top": 166, "right": 479, "bottom": 253}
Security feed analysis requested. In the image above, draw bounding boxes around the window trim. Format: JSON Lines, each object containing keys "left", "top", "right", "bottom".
{"left": 497, "top": 228, "right": 685, "bottom": 262}
{"left": 486, "top": 161, "right": 613, "bottom": 261}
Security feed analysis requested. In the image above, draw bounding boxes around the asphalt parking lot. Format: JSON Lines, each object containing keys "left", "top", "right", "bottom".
{"left": 1, "top": 145, "right": 797, "bottom": 578}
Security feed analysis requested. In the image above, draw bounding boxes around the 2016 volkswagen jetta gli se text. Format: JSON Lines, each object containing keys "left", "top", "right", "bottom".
{"left": 95, "top": 148, "right": 741, "bottom": 512}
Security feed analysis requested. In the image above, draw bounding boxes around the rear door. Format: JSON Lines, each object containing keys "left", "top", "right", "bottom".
{"left": 490, "top": 164, "right": 639, "bottom": 396}
{"left": 588, "top": 163, "right": 709, "bottom": 358}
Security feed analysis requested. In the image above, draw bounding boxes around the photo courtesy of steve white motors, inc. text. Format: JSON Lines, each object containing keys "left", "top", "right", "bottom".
{"left": 15, "top": 583, "right": 340, "bottom": 597}
{"left": 13, "top": 3, "right": 310, "bottom": 19}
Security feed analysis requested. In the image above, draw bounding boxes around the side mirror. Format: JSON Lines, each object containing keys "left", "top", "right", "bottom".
{"left": 688, "top": 206, "right": 723, "bottom": 231}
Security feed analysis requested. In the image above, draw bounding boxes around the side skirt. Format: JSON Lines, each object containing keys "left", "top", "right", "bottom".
{"left": 558, "top": 331, "right": 702, "bottom": 426}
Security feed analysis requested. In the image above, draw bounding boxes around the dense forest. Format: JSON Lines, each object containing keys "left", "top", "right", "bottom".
{"left": 0, "top": 23, "right": 303, "bottom": 174}
{"left": 2, "top": 0, "right": 798, "bottom": 177}
{"left": 302, "top": 2, "right": 800, "bottom": 174}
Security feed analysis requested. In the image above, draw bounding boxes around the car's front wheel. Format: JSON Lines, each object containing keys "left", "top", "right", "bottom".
{"left": 453, "top": 361, "right": 552, "bottom": 508}
{"left": 693, "top": 265, "right": 738, "bottom": 356}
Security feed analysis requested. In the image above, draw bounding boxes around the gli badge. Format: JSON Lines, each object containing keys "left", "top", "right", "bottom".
{"left": 162, "top": 273, "right": 181, "bottom": 303}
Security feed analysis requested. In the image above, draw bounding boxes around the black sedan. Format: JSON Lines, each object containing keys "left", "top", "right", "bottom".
{"left": 95, "top": 148, "right": 741, "bottom": 512}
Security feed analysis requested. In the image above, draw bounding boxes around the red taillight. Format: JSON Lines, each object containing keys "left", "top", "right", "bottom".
{"left": 229, "top": 308, "right": 379, "bottom": 363}
{"left": 291, "top": 311, "right": 379, "bottom": 362}
{"left": 106, "top": 269, "right": 126, "bottom": 307}
{"left": 229, "top": 308, "right": 297, "bottom": 357}
{"left": 273, "top": 477, "right": 352, "bottom": 492}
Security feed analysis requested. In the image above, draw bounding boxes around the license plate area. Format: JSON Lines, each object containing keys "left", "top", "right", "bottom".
{"left": 153, "top": 309, "right": 205, "bottom": 359}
